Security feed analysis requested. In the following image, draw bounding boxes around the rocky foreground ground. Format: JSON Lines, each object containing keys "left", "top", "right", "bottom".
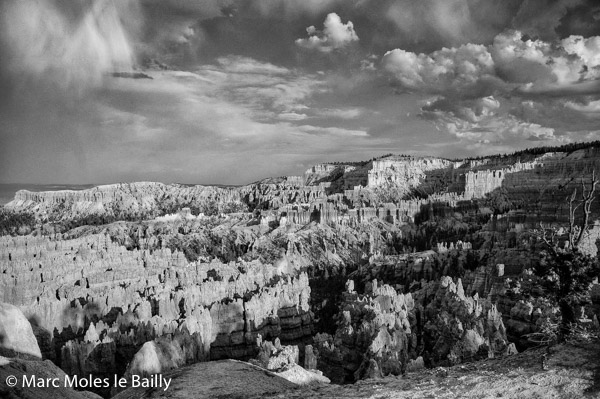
{"left": 109, "top": 339, "right": 600, "bottom": 399}
{"left": 3, "top": 338, "right": 598, "bottom": 399}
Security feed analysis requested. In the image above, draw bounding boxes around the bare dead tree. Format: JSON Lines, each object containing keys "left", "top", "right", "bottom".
{"left": 532, "top": 170, "right": 600, "bottom": 339}
{"left": 568, "top": 169, "right": 598, "bottom": 249}
{"left": 538, "top": 170, "right": 598, "bottom": 252}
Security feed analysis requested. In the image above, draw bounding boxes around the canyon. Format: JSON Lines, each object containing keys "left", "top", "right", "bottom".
{"left": 2, "top": 142, "right": 600, "bottom": 397}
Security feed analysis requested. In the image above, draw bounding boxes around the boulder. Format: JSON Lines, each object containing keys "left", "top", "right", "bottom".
{"left": 125, "top": 340, "right": 185, "bottom": 378}
{"left": 275, "top": 364, "right": 330, "bottom": 385}
{"left": 0, "top": 302, "right": 41, "bottom": 359}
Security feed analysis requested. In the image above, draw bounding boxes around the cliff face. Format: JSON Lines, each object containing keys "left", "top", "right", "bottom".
{"left": 6, "top": 182, "right": 246, "bottom": 223}
{"left": 367, "top": 158, "right": 455, "bottom": 189}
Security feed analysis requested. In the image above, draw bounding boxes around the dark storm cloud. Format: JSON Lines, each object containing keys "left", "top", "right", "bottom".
{"left": 556, "top": 0, "right": 600, "bottom": 38}
{"left": 511, "top": 0, "right": 584, "bottom": 40}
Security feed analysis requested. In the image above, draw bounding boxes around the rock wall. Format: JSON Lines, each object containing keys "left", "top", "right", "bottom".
{"left": 367, "top": 158, "right": 454, "bottom": 189}
{"left": 463, "top": 158, "right": 543, "bottom": 199}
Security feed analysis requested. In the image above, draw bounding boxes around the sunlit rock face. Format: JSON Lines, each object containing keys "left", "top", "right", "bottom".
{"left": 367, "top": 157, "right": 455, "bottom": 191}
{"left": 0, "top": 302, "right": 42, "bottom": 359}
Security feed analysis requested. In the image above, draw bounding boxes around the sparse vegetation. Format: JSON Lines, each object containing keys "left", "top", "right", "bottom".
{"left": 0, "top": 208, "right": 35, "bottom": 235}
{"left": 454, "top": 140, "right": 600, "bottom": 162}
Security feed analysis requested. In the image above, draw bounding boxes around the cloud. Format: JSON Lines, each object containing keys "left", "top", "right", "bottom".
{"left": 382, "top": 44, "right": 495, "bottom": 94}
{"left": 491, "top": 31, "right": 600, "bottom": 93}
{"left": 297, "top": 125, "right": 368, "bottom": 137}
{"left": 382, "top": 28, "right": 600, "bottom": 149}
{"left": 512, "top": 99, "right": 600, "bottom": 133}
{"left": 565, "top": 99, "right": 600, "bottom": 114}
{"left": 1, "top": 51, "right": 383, "bottom": 184}
{"left": 296, "top": 13, "right": 359, "bottom": 53}
{"left": 245, "top": 0, "right": 344, "bottom": 20}
{"left": 422, "top": 96, "right": 500, "bottom": 124}
{"left": 195, "top": 56, "right": 327, "bottom": 116}
{"left": 384, "top": 30, "right": 600, "bottom": 95}
{"left": 1, "top": 0, "right": 138, "bottom": 92}
{"left": 421, "top": 96, "right": 558, "bottom": 144}
{"left": 555, "top": 0, "right": 600, "bottom": 38}
{"left": 129, "top": 0, "right": 596, "bottom": 75}
{"left": 561, "top": 35, "right": 600, "bottom": 66}
{"left": 317, "top": 108, "right": 364, "bottom": 119}
{"left": 211, "top": 56, "right": 290, "bottom": 75}
{"left": 511, "top": 0, "right": 583, "bottom": 40}
{"left": 278, "top": 112, "right": 308, "bottom": 121}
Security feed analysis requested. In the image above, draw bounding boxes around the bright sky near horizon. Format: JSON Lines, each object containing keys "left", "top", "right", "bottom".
{"left": 1, "top": 0, "right": 600, "bottom": 184}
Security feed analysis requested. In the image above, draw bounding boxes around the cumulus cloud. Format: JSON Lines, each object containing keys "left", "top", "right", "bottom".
{"left": 382, "top": 43, "right": 495, "bottom": 94}
{"left": 561, "top": 35, "right": 600, "bottom": 66}
{"left": 491, "top": 31, "right": 600, "bottom": 92}
{"left": 296, "top": 13, "right": 359, "bottom": 53}
{"left": 383, "top": 28, "right": 600, "bottom": 147}
{"left": 384, "top": 30, "right": 600, "bottom": 95}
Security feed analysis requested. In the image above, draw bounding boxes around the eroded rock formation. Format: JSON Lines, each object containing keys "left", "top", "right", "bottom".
{"left": 3, "top": 143, "right": 600, "bottom": 393}
{"left": 314, "top": 276, "right": 512, "bottom": 383}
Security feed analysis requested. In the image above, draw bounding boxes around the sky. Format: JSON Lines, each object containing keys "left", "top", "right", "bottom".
{"left": 1, "top": 0, "right": 600, "bottom": 185}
